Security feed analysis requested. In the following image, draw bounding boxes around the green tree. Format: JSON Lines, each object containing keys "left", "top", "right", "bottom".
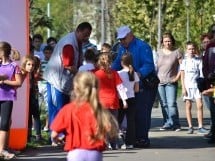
{"left": 30, "top": 0, "right": 53, "bottom": 37}
{"left": 30, "top": 0, "right": 100, "bottom": 42}
{"left": 30, "top": 0, "right": 215, "bottom": 49}
{"left": 113, "top": 0, "right": 215, "bottom": 49}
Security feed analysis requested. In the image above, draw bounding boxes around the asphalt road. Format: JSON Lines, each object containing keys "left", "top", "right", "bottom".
{"left": 15, "top": 99, "right": 215, "bottom": 161}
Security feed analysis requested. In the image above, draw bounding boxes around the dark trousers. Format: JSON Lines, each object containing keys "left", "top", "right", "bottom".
{"left": 208, "top": 96, "right": 215, "bottom": 138}
{"left": 28, "top": 92, "right": 41, "bottom": 137}
{"left": 118, "top": 98, "right": 136, "bottom": 145}
{"left": 135, "top": 88, "right": 157, "bottom": 142}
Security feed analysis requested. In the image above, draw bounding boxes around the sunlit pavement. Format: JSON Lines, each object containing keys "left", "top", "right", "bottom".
{"left": 16, "top": 99, "right": 214, "bottom": 161}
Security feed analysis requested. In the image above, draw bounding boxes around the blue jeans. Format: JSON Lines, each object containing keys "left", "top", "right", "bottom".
{"left": 135, "top": 87, "right": 157, "bottom": 142}
{"left": 202, "top": 95, "right": 212, "bottom": 127}
{"left": 158, "top": 83, "right": 180, "bottom": 128}
{"left": 29, "top": 91, "right": 41, "bottom": 137}
{"left": 202, "top": 95, "right": 211, "bottom": 111}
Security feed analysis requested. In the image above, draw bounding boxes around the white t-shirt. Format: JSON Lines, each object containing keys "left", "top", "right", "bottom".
{"left": 118, "top": 68, "right": 139, "bottom": 98}
{"left": 34, "top": 50, "right": 45, "bottom": 61}
{"left": 78, "top": 62, "right": 95, "bottom": 72}
{"left": 180, "top": 56, "right": 203, "bottom": 88}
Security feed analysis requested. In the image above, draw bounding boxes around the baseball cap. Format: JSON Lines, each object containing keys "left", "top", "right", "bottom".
{"left": 117, "top": 26, "right": 131, "bottom": 39}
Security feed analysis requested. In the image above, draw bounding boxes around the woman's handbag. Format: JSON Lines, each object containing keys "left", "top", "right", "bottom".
{"left": 142, "top": 72, "right": 160, "bottom": 89}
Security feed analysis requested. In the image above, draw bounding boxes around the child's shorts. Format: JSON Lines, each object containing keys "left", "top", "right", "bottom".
{"left": 183, "top": 88, "right": 201, "bottom": 101}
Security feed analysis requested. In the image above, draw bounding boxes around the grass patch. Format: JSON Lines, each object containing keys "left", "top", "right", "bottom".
{"left": 26, "top": 102, "right": 50, "bottom": 148}
{"left": 26, "top": 131, "right": 50, "bottom": 148}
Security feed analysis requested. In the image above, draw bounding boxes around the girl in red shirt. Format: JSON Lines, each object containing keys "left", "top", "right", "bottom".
{"left": 50, "top": 72, "right": 118, "bottom": 161}
{"left": 94, "top": 53, "right": 128, "bottom": 110}
{"left": 94, "top": 53, "right": 127, "bottom": 149}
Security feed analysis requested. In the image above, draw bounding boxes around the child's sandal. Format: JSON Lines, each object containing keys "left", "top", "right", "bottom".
{"left": 0, "top": 150, "right": 16, "bottom": 160}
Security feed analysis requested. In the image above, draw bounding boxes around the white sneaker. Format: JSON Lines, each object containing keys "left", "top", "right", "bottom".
{"left": 120, "top": 144, "right": 126, "bottom": 150}
{"left": 43, "top": 127, "right": 49, "bottom": 132}
{"left": 107, "top": 143, "right": 112, "bottom": 150}
{"left": 126, "top": 145, "right": 134, "bottom": 149}
{"left": 120, "top": 144, "right": 134, "bottom": 150}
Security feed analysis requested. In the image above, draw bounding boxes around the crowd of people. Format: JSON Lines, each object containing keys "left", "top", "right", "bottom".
{"left": 0, "top": 21, "right": 215, "bottom": 161}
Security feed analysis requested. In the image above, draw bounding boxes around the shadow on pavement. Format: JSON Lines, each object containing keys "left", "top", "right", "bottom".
{"left": 16, "top": 146, "right": 66, "bottom": 161}
{"left": 150, "top": 135, "right": 214, "bottom": 149}
{"left": 151, "top": 117, "right": 211, "bottom": 129}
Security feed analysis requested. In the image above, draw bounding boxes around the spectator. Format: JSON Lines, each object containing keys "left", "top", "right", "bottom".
{"left": 157, "top": 32, "right": 182, "bottom": 132}
{"left": 82, "top": 39, "right": 97, "bottom": 56}
{"left": 181, "top": 41, "right": 208, "bottom": 134}
{"left": 27, "top": 55, "right": 43, "bottom": 142}
{"left": 38, "top": 45, "right": 54, "bottom": 132}
{"left": 200, "top": 33, "right": 212, "bottom": 57}
{"left": 20, "top": 54, "right": 43, "bottom": 142}
{"left": 200, "top": 32, "right": 214, "bottom": 138}
{"left": 202, "top": 23, "right": 215, "bottom": 144}
{"left": 78, "top": 48, "right": 96, "bottom": 72}
{"left": 20, "top": 55, "right": 36, "bottom": 80}
{"left": 0, "top": 41, "right": 22, "bottom": 159}
{"left": 46, "top": 37, "right": 57, "bottom": 49}
{"left": 43, "top": 22, "right": 92, "bottom": 145}
{"left": 32, "top": 34, "right": 45, "bottom": 60}
{"left": 101, "top": 43, "right": 111, "bottom": 53}
{"left": 112, "top": 25, "right": 157, "bottom": 148}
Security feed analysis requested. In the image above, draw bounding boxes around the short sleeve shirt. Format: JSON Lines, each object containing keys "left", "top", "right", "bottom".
{"left": 51, "top": 102, "right": 106, "bottom": 151}
{"left": 157, "top": 49, "right": 182, "bottom": 84}
{"left": 94, "top": 69, "right": 122, "bottom": 109}
{"left": 180, "top": 56, "right": 202, "bottom": 88}
{"left": 0, "top": 62, "right": 20, "bottom": 100}
{"left": 118, "top": 69, "right": 139, "bottom": 98}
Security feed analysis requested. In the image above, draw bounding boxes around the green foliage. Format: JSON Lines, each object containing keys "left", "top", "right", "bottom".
{"left": 30, "top": 0, "right": 53, "bottom": 38}
{"left": 30, "top": 0, "right": 215, "bottom": 49}
{"left": 26, "top": 131, "right": 50, "bottom": 148}
{"left": 113, "top": 0, "right": 215, "bottom": 50}
{"left": 27, "top": 102, "right": 50, "bottom": 148}
{"left": 30, "top": 0, "right": 100, "bottom": 41}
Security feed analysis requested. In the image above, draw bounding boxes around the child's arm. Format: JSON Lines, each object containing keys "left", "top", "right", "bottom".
{"left": 51, "top": 130, "right": 58, "bottom": 140}
{"left": 51, "top": 130, "right": 63, "bottom": 144}
{"left": 202, "top": 87, "right": 214, "bottom": 97}
{"left": 134, "top": 82, "right": 139, "bottom": 93}
{"left": 172, "top": 57, "right": 182, "bottom": 82}
{"left": 172, "top": 70, "right": 181, "bottom": 82}
{"left": 0, "top": 73, "right": 22, "bottom": 87}
{"left": 180, "top": 70, "right": 187, "bottom": 96}
{"left": 116, "top": 83, "right": 128, "bottom": 108}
